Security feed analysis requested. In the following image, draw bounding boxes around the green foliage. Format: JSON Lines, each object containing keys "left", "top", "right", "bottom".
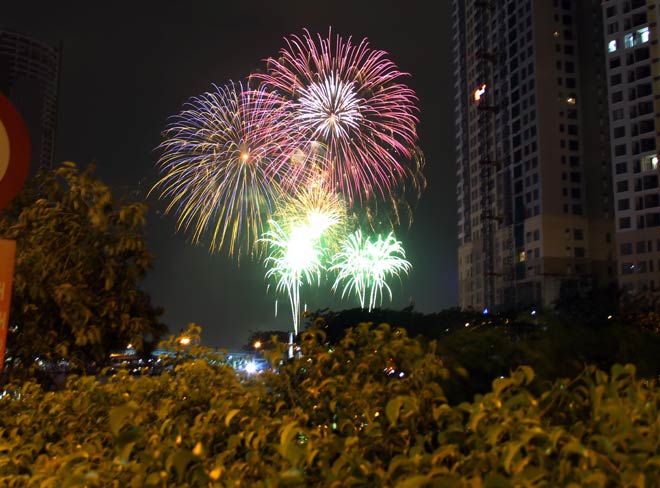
{"left": 306, "top": 305, "right": 660, "bottom": 404}
{"left": 1, "top": 323, "right": 660, "bottom": 486}
{"left": 0, "top": 163, "right": 166, "bottom": 378}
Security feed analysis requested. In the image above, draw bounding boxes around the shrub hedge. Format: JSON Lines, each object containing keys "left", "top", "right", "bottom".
{"left": 1, "top": 323, "right": 660, "bottom": 487}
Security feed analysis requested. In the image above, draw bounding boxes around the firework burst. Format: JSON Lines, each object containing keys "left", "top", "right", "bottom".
{"left": 275, "top": 177, "right": 348, "bottom": 249}
{"left": 151, "top": 81, "right": 296, "bottom": 260}
{"left": 253, "top": 28, "right": 420, "bottom": 205}
{"left": 262, "top": 219, "right": 324, "bottom": 334}
{"left": 331, "top": 230, "right": 411, "bottom": 312}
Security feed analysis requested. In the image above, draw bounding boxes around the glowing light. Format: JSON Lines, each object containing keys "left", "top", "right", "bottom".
{"left": 244, "top": 361, "right": 257, "bottom": 374}
{"left": 297, "top": 73, "right": 363, "bottom": 140}
{"left": 151, "top": 81, "right": 296, "bottom": 260}
{"left": 474, "top": 84, "right": 486, "bottom": 102}
{"left": 151, "top": 28, "right": 426, "bottom": 326}
{"left": 262, "top": 219, "right": 323, "bottom": 334}
{"left": 330, "top": 230, "right": 411, "bottom": 311}
{"left": 179, "top": 337, "right": 191, "bottom": 346}
{"left": 254, "top": 340, "right": 262, "bottom": 349}
{"left": 275, "top": 182, "right": 347, "bottom": 247}
{"left": 253, "top": 28, "right": 420, "bottom": 205}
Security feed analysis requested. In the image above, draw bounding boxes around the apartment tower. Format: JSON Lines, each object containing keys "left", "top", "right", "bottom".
{"left": 453, "top": 0, "right": 615, "bottom": 311}
{"left": 601, "top": 1, "right": 660, "bottom": 297}
{"left": 0, "top": 29, "right": 60, "bottom": 169}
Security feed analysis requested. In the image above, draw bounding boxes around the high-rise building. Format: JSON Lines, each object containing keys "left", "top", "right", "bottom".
{"left": 453, "top": 0, "right": 615, "bottom": 311}
{"left": 0, "top": 29, "right": 60, "bottom": 170}
{"left": 602, "top": 1, "right": 660, "bottom": 297}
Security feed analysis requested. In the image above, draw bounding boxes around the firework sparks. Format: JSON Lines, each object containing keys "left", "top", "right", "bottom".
{"left": 151, "top": 81, "right": 295, "bottom": 260}
{"left": 262, "top": 219, "right": 324, "bottom": 335}
{"left": 330, "top": 230, "right": 411, "bottom": 312}
{"left": 253, "top": 28, "right": 420, "bottom": 205}
{"left": 152, "top": 28, "right": 424, "bottom": 326}
{"left": 353, "top": 145, "right": 427, "bottom": 233}
{"left": 275, "top": 179, "right": 348, "bottom": 248}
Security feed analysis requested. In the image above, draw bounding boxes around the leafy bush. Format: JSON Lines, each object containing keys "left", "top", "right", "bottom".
{"left": 1, "top": 323, "right": 660, "bottom": 487}
{"left": 306, "top": 306, "right": 660, "bottom": 404}
{"left": 0, "top": 163, "right": 166, "bottom": 380}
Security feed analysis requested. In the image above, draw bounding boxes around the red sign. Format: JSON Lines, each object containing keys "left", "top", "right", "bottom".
{"left": 0, "top": 92, "right": 31, "bottom": 211}
{"left": 0, "top": 239, "right": 16, "bottom": 370}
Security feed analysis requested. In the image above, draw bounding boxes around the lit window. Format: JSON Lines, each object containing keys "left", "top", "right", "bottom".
{"left": 566, "top": 97, "right": 576, "bottom": 105}
{"left": 519, "top": 251, "right": 526, "bottom": 262}
{"left": 638, "top": 27, "right": 650, "bottom": 44}
{"left": 625, "top": 33, "right": 634, "bottom": 49}
{"left": 608, "top": 39, "right": 618, "bottom": 52}
{"left": 641, "top": 153, "right": 658, "bottom": 171}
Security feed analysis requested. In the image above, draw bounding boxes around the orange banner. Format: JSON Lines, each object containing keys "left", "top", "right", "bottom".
{"left": 0, "top": 239, "right": 16, "bottom": 371}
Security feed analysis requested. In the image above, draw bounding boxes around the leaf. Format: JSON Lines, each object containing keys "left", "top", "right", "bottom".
{"left": 518, "top": 365, "right": 535, "bottom": 384}
{"left": 561, "top": 440, "right": 587, "bottom": 458}
{"left": 387, "top": 454, "right": 410, "bottom": 477}
{"left": 280, "top": 468, "right": 303, "bottom": 484}
{"left": 484, "top": 472, "right": 513, "bottom": 488}
{"left": 502, "top": 441, "right": 523, "bottom": 474}
{"left": 109, "top": 404, "right": 133, "bottom": 436}
{"left": 486, "top": 424, "right": 504, "bottom": 445}
{"left": 468, "top": 411, "right": 487, "bottom": 432}
{"left": 492, "top": 377, "right": 513, "bottom": 398}
{"left": 119, "top": 441, "right": 135, "bottom": 464}
{"left": 581, "top": 471, "right": 607, "bottom": 487}
{"left": 386, "top": 396, "right": 406, "bottom": 426}
{"left": 169, "top": 448, "right": 195, "bottom": 483}
{"left": 395, "top": 475, "right": 429, "bottom": 488}
{"left": 279, "top": 421, "right": 299, "bottom": 456}
{"left": 225, "top": 409, "right": 240, "bottom": 427}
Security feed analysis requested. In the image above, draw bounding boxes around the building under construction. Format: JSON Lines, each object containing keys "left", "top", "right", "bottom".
{"left": 453, "top": 0, "right": 615, "bottom": 311}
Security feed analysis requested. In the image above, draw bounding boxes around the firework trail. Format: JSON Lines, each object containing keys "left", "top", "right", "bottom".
{"left": 262, "top": 219, "right": 324, "bottom": 334}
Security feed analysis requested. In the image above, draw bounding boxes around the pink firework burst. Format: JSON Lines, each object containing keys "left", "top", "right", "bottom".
{"left": 252, "top": 28, "right": 420, "bottom": 205}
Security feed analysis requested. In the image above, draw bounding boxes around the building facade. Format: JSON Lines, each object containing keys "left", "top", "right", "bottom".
{"left": 0, "top": 29, "right": 60, "bottom": 170}
{"left": 453, "top": 0, "right": 615, "bottom": 311}
{"left": 602, "top": 0, "right": 660, "bottom": 297}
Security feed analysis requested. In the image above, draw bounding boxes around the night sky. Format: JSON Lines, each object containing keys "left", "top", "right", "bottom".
{"left": 4, "top": 1, "right": 457, "bottom": 350}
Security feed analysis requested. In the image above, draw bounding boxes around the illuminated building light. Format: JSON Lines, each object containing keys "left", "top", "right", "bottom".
{"left": 473, "top": 84, "right": 486, "bottom": 102}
